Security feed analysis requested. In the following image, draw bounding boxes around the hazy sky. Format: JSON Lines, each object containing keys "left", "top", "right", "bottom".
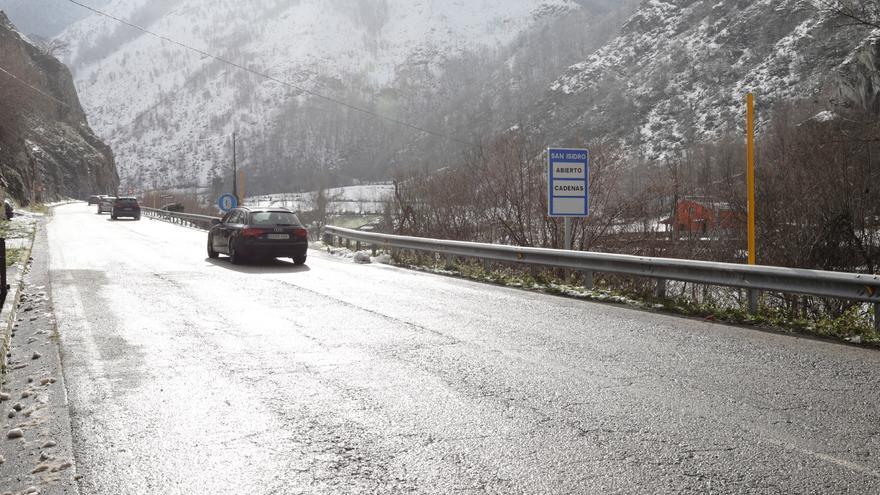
{"left": 0, "top": 0, "right": 111, "bottom": 37}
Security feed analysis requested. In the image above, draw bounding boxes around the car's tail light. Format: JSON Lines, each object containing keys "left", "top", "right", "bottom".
{"left": 241, "top": 228, "right": 265, "bottom": 238}
{"left": 292, "top": 228, "right": 308, "bottom": 239}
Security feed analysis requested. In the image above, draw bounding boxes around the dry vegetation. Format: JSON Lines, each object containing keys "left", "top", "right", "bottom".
{"left": 387, "top": 101, "right": 880, "bottom": 332}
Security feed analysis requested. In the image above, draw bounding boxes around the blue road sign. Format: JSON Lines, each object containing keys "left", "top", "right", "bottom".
{"left": 547, "top": 148, "right": 589, "bottom": 217}
{"left": 218, "top": 194, "right": 238, "bottom": 212}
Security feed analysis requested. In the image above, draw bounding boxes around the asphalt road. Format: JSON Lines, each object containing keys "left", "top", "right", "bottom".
{"left": 46, "top": 203, "right": 880, "bottom": 494}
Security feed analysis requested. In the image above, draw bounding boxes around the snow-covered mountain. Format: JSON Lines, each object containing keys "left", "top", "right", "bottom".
{"left": 58, "top": 0, "right": 592, "bottom": 192}
{"left": 540, "top": 0, "right": 880, "bottom": 159}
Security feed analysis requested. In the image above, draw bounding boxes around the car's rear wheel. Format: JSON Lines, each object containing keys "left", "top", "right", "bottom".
{"left": 111, "top": 214, "right": 117, "bottom": 220}
{"left": 228, "top": 240, "right": 242, "bottom": 265}
{"left": 292, "top": 255, "right": 307, "bottom": 266}
{"left": 207, "top": 236, "right": 218, "bottom": 259}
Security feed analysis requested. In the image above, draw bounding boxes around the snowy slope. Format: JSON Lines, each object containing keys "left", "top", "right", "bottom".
{"left": 58, "top": 0, "right": 579, "bottom": 191}
{"left": 542, "top": 0, "right": 880, "bottom": 159}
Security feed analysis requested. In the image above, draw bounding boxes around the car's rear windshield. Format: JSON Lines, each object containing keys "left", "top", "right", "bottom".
{"left": 116, "top": 198, "right": 138, "bottom": 204}
{"left": 248, "top": 211, "right": 301, "bottom": 226}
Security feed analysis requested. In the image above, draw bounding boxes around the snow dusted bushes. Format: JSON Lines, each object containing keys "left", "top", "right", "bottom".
{"left": 748, "top": 103, "right": 880, "bottom": 329}
{"left": 756, "top": 104, "right": 880, "bottom": 273}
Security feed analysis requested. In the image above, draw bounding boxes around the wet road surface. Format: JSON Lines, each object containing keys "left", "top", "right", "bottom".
{"left": 47, "top": 203, "right": 880, "bottom": 494}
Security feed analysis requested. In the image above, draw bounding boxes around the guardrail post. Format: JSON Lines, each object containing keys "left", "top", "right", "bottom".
{"left": 0, "top": 238, "right": 7, "bottom": 306}
{"left": 655, "top": 278, "right": 667, "bottom": 299}
{"left": 874, "top": 303, "right": 879, "bottom": 332}
{"left": 582, "top": 271, "right": 594, "bottom": 290}
{"left": 748, "top": 289, "right": 758, "bottom": 315}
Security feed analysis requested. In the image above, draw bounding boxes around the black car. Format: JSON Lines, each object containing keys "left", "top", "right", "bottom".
{"left": 87, "top": 195, "right": 101, "bottom": 205}
{"left": 161, "top": 202, "right": 185, "bottom": 212}
{"left": 111, "top": 197, "right": 141, "bottom": 220}
{"left": 208, "top": 207, "right": 308, "bottom": 265}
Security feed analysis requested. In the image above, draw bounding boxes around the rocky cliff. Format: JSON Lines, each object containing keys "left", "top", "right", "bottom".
{"left": 0, "top": 11, "right": 117, "bottom": 204}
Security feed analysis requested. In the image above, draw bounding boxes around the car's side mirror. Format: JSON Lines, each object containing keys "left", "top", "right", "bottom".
{"left": 211, "top": 219, "right": 221, "bottom": 226}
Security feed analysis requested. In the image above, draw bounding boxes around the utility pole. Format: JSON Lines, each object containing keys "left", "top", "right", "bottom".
{"left": 746, "top": 93, "right": 758, "bottom": 314}
{"left": 232, "top": 131, "right": 238, "bottom": 203}
{"left": 747, "top": 93, "right": 756, "bottom": 266}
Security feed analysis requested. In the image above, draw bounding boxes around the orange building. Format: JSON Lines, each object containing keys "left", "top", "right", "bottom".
{"left": 662, "top": 198, "right": 740, "bottom": 236}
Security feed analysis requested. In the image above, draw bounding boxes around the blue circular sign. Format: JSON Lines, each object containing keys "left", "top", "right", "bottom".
{"left": 218, "top": 194, "right": 238, "bottom": 212}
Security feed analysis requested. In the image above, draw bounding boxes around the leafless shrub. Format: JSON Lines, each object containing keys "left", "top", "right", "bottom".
{"left": 35, "top": 39, "right": 70, "bottom": 58}
{"left": 390, "top": 129, "right": 631, "bottom": 250}
{"left": 389, "top": 99, "right": 879, "bottom": 324}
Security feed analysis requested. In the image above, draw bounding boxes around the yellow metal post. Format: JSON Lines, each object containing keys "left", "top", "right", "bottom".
{"left": 746, "top": 93, "right": 758, "bottom": 314}
{"left": 747, "top": 93, "right": 756, "bottom": 265}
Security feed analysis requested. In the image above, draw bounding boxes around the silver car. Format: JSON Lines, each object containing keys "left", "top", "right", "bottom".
{"left": 97, "top": 196, "right": 114, "bottom": 214}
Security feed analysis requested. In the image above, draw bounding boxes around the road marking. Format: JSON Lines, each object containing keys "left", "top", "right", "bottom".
{"left": 51, "top": 271, "right": 108, "bottom": 404}
{"left": 764, "top": 437, "right": 880, "bottom": 478}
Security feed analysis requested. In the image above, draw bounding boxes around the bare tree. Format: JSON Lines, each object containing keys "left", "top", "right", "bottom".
{"left": 817, "top": 0, "right": 880, "bottom": 29}
{"left": 38, "top": 39, "right": 70, "bottom": 58}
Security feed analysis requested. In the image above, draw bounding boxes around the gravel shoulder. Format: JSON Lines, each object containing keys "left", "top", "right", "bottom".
{"left": 0, "top": 214, "right": 79, "bottom": 495}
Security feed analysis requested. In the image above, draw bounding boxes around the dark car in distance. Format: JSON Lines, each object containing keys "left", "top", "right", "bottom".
{"left": 87, "top": 195, "right": 102, "bottom": 205}
{"left": 161, "top": 202, "right": 185, "bottom": 212}
{"left": 208, "top": 207, "right": 308, "bottom": 265}
{"left": 111, "top": 197, "right": 141, "bottom": 220}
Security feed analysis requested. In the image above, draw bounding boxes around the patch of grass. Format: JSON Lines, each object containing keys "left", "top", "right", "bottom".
{"left": 28, "top": 203, "right": 49, "bottom": 214}
{"left": 5, "top": 247, "right": 25, "bottom": 267}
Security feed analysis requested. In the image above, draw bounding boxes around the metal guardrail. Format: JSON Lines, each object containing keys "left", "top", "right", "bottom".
{"left": 324, "top": 225, "right": 880, "bottom": 331}
{"left": 141, "top": 207, "right": 219, "bottom": 229}
{"left": 134, "top": 210, "right": 880, "bottom": 330}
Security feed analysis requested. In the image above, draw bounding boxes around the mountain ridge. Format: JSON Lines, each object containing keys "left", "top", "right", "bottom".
{"left": 538, "top": 0, "right": 880, "bottom": 159}
{"left": 58, "top": 0, "right": 591, "bottom": 192}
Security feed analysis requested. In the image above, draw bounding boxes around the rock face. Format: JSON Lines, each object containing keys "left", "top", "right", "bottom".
{"left": 0, "top": 11, "right": 117, "bottom": 204}
{"left": 541, "top": 0, "right": 880, "bottom": 158}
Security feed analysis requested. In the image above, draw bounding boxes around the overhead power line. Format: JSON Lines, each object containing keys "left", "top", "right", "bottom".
{"left": 0, "top": 64, "right": 72, "bottom": 109}
{"left": 65, "top": 0, "right": 478, "bottom": 148}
